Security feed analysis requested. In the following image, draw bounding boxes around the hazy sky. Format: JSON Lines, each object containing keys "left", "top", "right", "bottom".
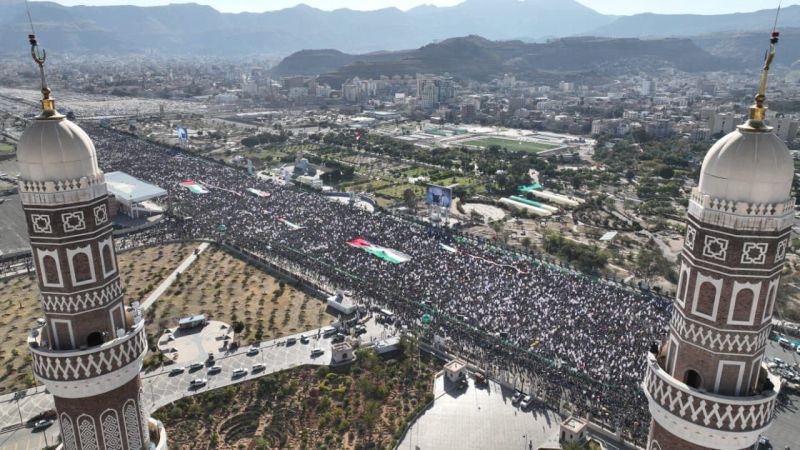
{"left": 37, "top": 0, "right": 796, "bottom": 15}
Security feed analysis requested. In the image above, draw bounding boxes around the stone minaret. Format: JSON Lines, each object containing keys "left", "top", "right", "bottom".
{"left": 643, "top": 32, "right": 788, "bottom": 450}
{"left": 19, "top": 34, "right": 165, "bottom": 450}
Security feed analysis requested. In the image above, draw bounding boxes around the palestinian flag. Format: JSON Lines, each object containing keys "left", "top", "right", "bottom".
{"left": 278, "top": 217, "right": 304, "bottom": 230}
{"left": 179, "top": 181, "right": 209, "bottom": 194}
{"left": 347, "top": 238, "right": 411, "bottom": 264}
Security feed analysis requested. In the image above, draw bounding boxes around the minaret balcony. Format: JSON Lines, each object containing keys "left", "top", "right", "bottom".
{"left": 29, "top": 319, "right": 147, "bottom": 395}
{"left": 643, "top": 352, "right": 779, "bottom": 439}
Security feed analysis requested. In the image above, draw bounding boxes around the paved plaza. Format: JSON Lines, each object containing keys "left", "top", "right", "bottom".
{"left": 157, "top": 320, "right": 233, "bottom": 365}
{"left": 398, "top": 376, "right": 561, "bottom": 450}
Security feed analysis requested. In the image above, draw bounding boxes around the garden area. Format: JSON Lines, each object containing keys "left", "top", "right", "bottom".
{"left": 155, "top": 338, "right": 440, "bottom": 450}
{"left": 143, "top": 245, "right": 334, "bottom": 345}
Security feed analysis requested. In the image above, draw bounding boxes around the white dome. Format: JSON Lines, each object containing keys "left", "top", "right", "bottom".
{"left": 698, "top": 127, "right": 794, "bottom": 205}
{"left": 17, "top": 118, "right": 101, "bottom": 182}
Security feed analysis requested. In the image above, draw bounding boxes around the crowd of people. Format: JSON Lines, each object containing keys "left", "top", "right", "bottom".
{"left": 90, "top": 124, "right": 671, "bottom": 443}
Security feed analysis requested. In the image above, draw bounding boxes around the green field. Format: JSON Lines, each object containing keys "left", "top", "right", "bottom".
{"left": 0, "top": 143, "right": 14, "bottom": 154}
{"left": 463, "top": 137, "right": 560, "bottom": 153}
{"left": 375, "top": 183, "right": 426, "bottom": 200}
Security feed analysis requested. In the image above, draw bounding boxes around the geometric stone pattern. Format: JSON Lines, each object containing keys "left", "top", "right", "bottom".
{"left": 702, "top": 235, "right": 729, "bottom": 261}
{"left": 685, "top": 226, "right": 696, "bottom": 251}
{"left": 670, "top": 311, "right": 770, "bottom": 354}
{"left": 94, "top": 204, "right": 108, "bottom": 225}
{"left": 775, "top": 240, "right": 787, "bottom": 263}
{"left": 61, "top": 211, "right": 86, "bottom": 233}
{"left": 78, "top": 415, "right": 99, "bottom": 450}
{"left": 40, "top": 279, "right": 122, "bottom": 313}
{"left": 61, "top": 413, "right": 78, "bottom": 450}
{"left": 31, "top": 322, "right": 146, "bottom": 382}
{"left": 741, "top": 242, "right": 768, "bottom": 265}
{"left": 643, "top": 356, "right": 776, "bottom": 432}
{"left": 124, "top": 400, "right": 143, "bottom": 450}
{"left": 101, "top": 411, "right": 123, "bottom": 450}
{"left": 31, "top": 214, "right": 52, "bottom": 234}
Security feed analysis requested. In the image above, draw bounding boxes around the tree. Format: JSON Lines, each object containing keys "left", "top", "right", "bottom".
{"left": 635, "top": 240, "right": 670, "bottom": 283}
{"left": 655, "top": 165, "right": 674, "bottom": 179}
{"left": 402, "top": 188, "right": 416, "bottom": 210}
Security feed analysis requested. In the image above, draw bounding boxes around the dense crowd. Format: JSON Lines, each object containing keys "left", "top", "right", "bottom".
{"left": 90, "top": 125, "right": 671, "bottom": 443}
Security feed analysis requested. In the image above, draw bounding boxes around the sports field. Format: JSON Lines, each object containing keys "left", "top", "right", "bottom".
{"left": 463, "top": 137, "right": 560, "bottom": 153}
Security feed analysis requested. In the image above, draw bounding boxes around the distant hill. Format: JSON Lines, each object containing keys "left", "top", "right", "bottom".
{"left": 0, "top": 0, "right": 795, "bottom": 57}
{"left": 692, "top": 27, "right": 800, "bottom": 68}
{"left": 273, "top": 35, "right": 739, "bottom": 87}
{"left": 588, "top": 6, "right": 800, "bottom": 39}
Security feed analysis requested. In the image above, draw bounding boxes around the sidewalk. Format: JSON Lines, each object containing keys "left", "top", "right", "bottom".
{"left": 140, "top": 242, "right": 209, "bottom": 310}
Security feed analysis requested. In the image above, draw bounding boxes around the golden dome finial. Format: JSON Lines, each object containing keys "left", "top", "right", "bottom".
{"left": 741, "top": 22, "right": 780, "bottom": 131}
{"left": 28, "top": 33, "right": 60, "bottom": 119}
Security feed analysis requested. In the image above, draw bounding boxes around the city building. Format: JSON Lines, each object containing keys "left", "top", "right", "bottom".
{"left": 416, "top": 74, "right": 455, "bottom": 109}
{"left": 709, "top": 112, "right": 738, "bottom": 136}
{"left": 18, "top": 36, "right": 166, "bottom": 450}
{"left": 643, "top": 33, "right": 786, "bottom": 450}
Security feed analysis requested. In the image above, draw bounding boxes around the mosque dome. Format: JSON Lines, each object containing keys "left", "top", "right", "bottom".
{"left": 697, "top": 127, "right": 793, "bottom": 205}
{"left": 17, "top": 117, "right": 101, "bottom": 183}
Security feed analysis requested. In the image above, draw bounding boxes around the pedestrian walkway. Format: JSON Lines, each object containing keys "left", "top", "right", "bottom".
{"left": 140, "top": 242, "right": 209, "bottom": 310}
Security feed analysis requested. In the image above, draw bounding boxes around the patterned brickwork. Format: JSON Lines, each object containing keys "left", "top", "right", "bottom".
{"left": 644, "top": 356, "right": 776, "bottom": 432}
{"left": 31, "top": 322, "right": 146, "bottom": 382}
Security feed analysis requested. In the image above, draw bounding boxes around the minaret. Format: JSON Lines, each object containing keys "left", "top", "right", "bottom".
{"left": 643, "top": 32, "right": 788, "bottom": 450}
{"left": 19, "top": 35, "right": 165, "bottom": 450}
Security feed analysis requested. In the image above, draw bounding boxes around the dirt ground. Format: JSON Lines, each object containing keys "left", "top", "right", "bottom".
{"left": 145, "top": 245, "right": 334, "bottom": 344}
{"left": 0, "top": 242, "right": 333, "bottom": 394}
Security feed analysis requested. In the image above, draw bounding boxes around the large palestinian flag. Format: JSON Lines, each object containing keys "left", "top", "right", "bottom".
{"left": 347, "top": 238, "right": 411, "bottom": 264}
{"left": 179, "top": 181, "right": 209, "bottom": 194}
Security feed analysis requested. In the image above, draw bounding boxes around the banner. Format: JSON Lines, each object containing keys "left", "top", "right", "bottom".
{"left": 439, "top": 243, "right": 458, "bottom": 254}
{"left": 179, "top": 180, "right": 209, "bottom": 194}
{"left": 278, "top": 217, "right": 304, "bottom": 230}
{"left": 347, "top": 238, "right": 411, "bottom": 264}
{"left": 246, "top": 188, "right": 271, "bottom": 198}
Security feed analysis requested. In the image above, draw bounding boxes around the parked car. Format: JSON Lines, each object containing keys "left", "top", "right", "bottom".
{"left": 322, "top": 326, "right": 337, "bottom": 337}
{"left": 188, "top": 363, "right": 204, "bottom": 371}
{"left": 520, "top": 395, "right": 533, "bottom": 410}
{"left": 300, "top": 334, "right": 310, "bottom": 344}
{"left": 189, "top": 378, "right": 207, "bottom": 388}
{"left": 247, "top": 347, "right": 259, "bottom": 356}
{"left": 310, "top": 347, "right": 325, "bottom": 357}
{"left": 207, "top": 366, "right": 222, "bottom": 374}
{"left": 354, "top": 325, "right": 367, "bottom": 335}
{"left": 473, "top": 372, "right": 488, "bottom": 385}
{"left": 511, "top": 390, "right": 524, "bottom": 404}
{"left": 33, "top": 419, "right": 54, "bottom": 430}
{"left": 232, "top": 368, "right": 248, "bottom": 378}
{"left": 332, "top": 334, "right": 346, "bottom": 344}
{"left": 252, "top": 363, "right": 266, "bottom": 372}
{"left": 169, "top": 367, "right": 185, "bottom": 376}
{"left": 286, "top": 337, "right": 297, "bottom": 345}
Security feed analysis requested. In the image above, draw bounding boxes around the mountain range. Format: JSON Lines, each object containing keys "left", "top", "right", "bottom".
{"left": 274, "top": 35, "right": 738, "bottom": 87}
{"left": 0, "top": 0, "right": 796, "bottom": 57}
